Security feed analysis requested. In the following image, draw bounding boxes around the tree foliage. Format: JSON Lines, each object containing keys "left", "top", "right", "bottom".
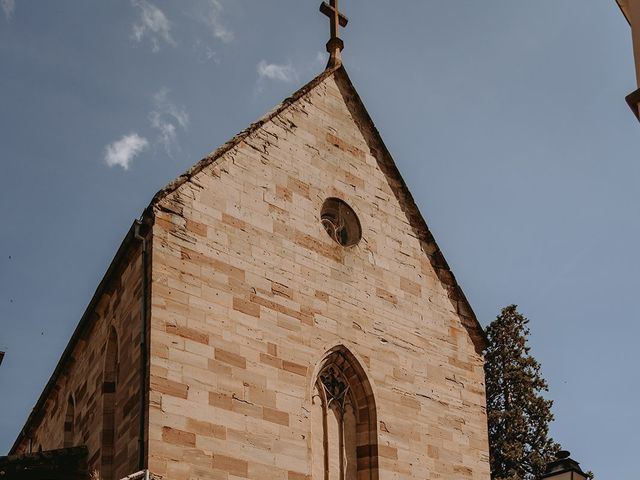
{"left": 485, "top": 305, "right": 560, "bottom": 480}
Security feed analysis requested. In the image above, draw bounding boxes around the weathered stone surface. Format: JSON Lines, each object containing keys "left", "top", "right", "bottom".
{"left": 148, "top": 69, "right": 490, "bottom": 479}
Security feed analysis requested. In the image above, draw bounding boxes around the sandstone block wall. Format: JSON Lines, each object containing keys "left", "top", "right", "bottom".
{"left": 148, "top": 72, "right": 490, "bottom": 480}
{"left": 12, "top": 244, "right": 144, "bottom": 478}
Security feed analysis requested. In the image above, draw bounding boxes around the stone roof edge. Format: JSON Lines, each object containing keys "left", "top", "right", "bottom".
{"left": 10, "top": 221, "right": 144, "bottom": 454}
{"left": 331, "top": 67, "right": 488, "bottom": 354}
{"left": 145, "top": 65, "right": 341, "bottom": 215}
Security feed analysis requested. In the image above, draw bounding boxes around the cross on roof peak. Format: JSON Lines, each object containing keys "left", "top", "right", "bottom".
{"left": 320, "top": 0, "right": 349, "bottom": 68}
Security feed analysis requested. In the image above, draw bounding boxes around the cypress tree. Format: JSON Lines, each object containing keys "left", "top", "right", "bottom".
{"left": 485, "top": 305, "right": 559, "bottom": 480}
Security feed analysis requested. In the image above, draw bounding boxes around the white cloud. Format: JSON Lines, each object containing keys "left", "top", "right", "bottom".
{"left": 257, "top": 61, "right": 299, "bottom": 83}
{"left": 132, "top": 0, "right": 175, "bottom": 52}
{"left": 194, "top": 39, "right": 219, "bottom": 64}
{"left": 1, "top": 0, "right": 15, "bottom": 19}
{"left": 207, "top": 0, "right": 234, "bottom": 44}
{"left": 104, "top": 133, "right": 149, "bottom": 170}
{"left": 149, "top": 88, "right": 189, "bottom": 155}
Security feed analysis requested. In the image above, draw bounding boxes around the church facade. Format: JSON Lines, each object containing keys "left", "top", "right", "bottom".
{"left": 10, "top": 9, "right": 491, "bottom": 479}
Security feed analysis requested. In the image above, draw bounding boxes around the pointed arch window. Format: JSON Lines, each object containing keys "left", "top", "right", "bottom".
{"left": 311, "top": 347, "right": 379, "bottom": 480}
{"left": 63, "top": 394, "right": 75, "bottom": 448}
{"left": 101, "top": 327, "right": 119, "bottom": 480}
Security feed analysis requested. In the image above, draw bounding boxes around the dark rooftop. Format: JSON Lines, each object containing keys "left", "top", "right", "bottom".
{"left": 0, "top": 446, "right": 89, "bottom": 480}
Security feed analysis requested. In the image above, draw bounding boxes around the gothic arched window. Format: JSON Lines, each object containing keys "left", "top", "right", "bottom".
{"left": 311, "top": 347, "right": 379, "bottom": 480}
{"left": 63, "top": 394, "right": 75, "bottom": 448}
{"left": 101, "top": 327, "right": 119, "bottom": 480}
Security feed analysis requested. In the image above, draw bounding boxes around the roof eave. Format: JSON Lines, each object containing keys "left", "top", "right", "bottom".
{"left": 148, "top": 66, "right": 341, "bottom": 211}
{"left": 10, "top": 221, "right": 145, "bottom": 454}
{"left": 331, "top": 67, "right": 488, "bottom": 353}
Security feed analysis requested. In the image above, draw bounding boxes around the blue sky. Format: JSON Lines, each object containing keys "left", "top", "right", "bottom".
{"left": 0, "top": 1, "right": 637, "bottom": 477}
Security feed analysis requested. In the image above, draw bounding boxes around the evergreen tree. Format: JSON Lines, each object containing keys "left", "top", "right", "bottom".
{"left": 485, "top": 305, "right": 559, "bottom": 480}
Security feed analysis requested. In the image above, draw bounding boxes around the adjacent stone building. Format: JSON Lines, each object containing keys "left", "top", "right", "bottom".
{"left": 10, "top": 16, "right": 491, "bottom": 479}
{"left": 616, "top": 0, "right": 640, "bottom": 118}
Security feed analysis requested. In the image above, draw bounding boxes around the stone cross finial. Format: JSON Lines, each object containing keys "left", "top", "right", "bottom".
{"left": 320, "top": 0, "right": 349, "bottom": 67}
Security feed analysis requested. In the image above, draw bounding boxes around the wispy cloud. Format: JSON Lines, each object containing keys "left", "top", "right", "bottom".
{"left": 1, "top": 0, "right": 15, "bottom": 20}
{"left": 254, "top": 54, "right": 327, "bottom": 94}
{"left": 207, "top": 0, "right": 234, "bottom": 44}
{"left": 104, "top": 133, "right": 149, "bottom": 170}
{"left": 132, "top": 0, "right": 175, "bottom": 52}
{"left": 149, "top": 88, "right": 189, "bottom": 155}
{"left": 194, "top": 39, "right": 220, "bottom": 64}
{"left": 103, "top": 89, "right": 187, "bottom": 170}
{"left": 257, "top": 61, "right": 299, "bottom": 83}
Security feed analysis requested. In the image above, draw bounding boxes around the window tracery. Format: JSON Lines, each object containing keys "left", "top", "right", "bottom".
{"left": 321, "top": 198, "right": 362, "bottom": 247}
{"left": 311, "top": 348, "right": 378, "bottom": 480}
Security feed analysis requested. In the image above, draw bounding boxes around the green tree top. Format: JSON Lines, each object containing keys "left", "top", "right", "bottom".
{"left": 485, "top": 305, "right": 560, "bottom": 480}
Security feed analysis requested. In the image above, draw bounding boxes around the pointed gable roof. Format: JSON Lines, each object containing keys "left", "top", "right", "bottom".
{"left": 147, "top": 65, "right": 488, "bottom": 353}
{"left": 12, "top": 64, "right": 488, "bottom": 454}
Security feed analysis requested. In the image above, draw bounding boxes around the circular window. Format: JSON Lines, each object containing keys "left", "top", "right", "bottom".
{"left": 321, "top": 198, "right": 362, "bottom": 247}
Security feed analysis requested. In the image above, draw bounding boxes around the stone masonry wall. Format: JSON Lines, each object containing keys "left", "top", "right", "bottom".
{"left": 13, "top": 244, "right": 144, "bottom": 478}
{"left": 148, "top": 72, "right": 490, "bottom": 479}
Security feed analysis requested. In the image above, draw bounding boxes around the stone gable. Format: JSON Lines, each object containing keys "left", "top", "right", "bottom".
{"left": 148, "top": 68, "right": 490, "bottom": 479}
